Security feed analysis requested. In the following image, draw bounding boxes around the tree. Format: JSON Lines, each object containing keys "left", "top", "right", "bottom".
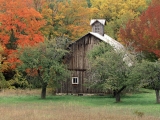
{"left": 17, "top": 38, "right": 70, "bottom": 99}
{"left": 0, "top": 72, "right": 7, "bottom": 90}
{"left": 90, "top": 0, "right": 149, "bottom": 39}
{"left": 130, "top": 60, "right": 160, "bottom": 103}
{"left": 0, "top": 44, "right": 8, "bottom": 90}
{"left": 87, "top": 42, "right": 134, "bottom": 102}
{"left": 0, "top": 0, "right": 45, "bottom": 67}
{"left": 32, "top": 0, "right": 46, "bottom": 12}
{"left": 41, "top": 0, "right": 94, "bottom": 41}
{"left": 119, "top": 1, "right": 160, "bottom": 58}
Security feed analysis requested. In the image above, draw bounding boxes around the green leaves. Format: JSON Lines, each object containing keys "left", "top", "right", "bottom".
{"left": 87, "top": 42, "right": 131, "bottom": 92}
{"left": 130, "top": 60, "right": 160, "bottom": 90}
{"left": 17, "top": 37, "right": 70, "bottom": 87}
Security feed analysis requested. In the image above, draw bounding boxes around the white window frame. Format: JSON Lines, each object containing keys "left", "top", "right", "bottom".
{"left": 72, "top": 77, "right": 79, "bottom": 84}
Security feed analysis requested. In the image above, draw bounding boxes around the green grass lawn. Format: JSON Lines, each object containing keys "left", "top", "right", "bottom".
{"left": 0, "top": 89, "right": 160, "bottom": 120}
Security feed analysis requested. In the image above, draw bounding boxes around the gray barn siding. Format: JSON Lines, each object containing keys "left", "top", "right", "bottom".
{"left": 58, "top": 34, "right": 103, "bottom": 93}
{"left": 92, "top": 21, "right": 104, "bottom": 36}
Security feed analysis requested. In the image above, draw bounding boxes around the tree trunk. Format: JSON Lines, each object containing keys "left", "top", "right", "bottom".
{"left": 41, "top": 83, "right": 47, "bottom": 99}
{"left": 37, "top": 69, "right": 48, "bottom": 99}
{"left": 115, "top": 93, "right": 121, "bottom": 102}
{"left": 155, "top": 89, "right": 160, "bottom": 103}
{"left": 113, "top": 86, "right": 126, "bottom": 102}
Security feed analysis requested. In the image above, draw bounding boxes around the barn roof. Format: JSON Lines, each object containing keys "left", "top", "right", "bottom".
{"left": 90, "top": 32, "right": 133, "bottom": 66}
{"left": 89, "top": 32, "right": 124, "bottom": 51}
{"left": 72, "top": 32, "right": 124, "bottom": 51}
{"left": 72, "top": 32, "right": 133, "bottom": 66}
{"left": 90, "top": 19, "right": 106, "bottom": 25}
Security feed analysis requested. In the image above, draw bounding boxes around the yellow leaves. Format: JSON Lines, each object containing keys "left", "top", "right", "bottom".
{"left": 39, "top": 0, "right": 146, "bottom": 40}
{"left": 126, "top": 0, "right": 148, "bottom": 11}
{"left": 40, "top": 0, "right": 92, "bottom": 41}
{"left": 91, "top": 0, "right": 148, "bottom": 20}
{"left": 131, "top": 28, "right": 136, "bottom": 36}
{"left": 0, "top": 44, "right": 9, "bottom": 72}
{"left": 54, "top": 15, "right": 65, "bottom": 20}
{"left": 91, "top": 0, "right": 149, "bottom": 39}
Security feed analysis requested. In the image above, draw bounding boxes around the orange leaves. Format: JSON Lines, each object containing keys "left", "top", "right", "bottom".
{"left": 0, "top": 1, "right": 45, "bottom": 43}
{"left": 41, "top": 0, "right": 92, "bottom": 41}
{"left": 17, "top": 34, "right": 44, "bottom": 46}
{"left": 60, "top": 0, "right": 92, "bottom": 40}
{"left": 25, "top": 68, "right": 38, "bottom": 77}
{"left": 0, "top": 0, "right": 45, "bottom": 69}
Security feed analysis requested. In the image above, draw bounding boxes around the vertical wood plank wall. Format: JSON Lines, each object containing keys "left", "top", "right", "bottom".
{"left": 59, "top": 34, "right": 103, "bottom": 93}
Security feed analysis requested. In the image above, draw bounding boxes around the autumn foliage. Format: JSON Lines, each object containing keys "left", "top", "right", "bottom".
{"left": 41, "top": 0, "right": 93, "bottom": 41}
{"left": 0, "top": 0, "right": 152, "bottom": 70}
{"left": 91, "top": 0, "right": 148, "bottom": 38}
{"left": 0, "top": 0, "right": 45, "bottom": 67}
{"left": 119, "top": 1, "right": 160, "bottom": 58}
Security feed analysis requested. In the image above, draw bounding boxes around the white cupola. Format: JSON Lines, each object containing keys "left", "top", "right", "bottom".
{"left": 90, "top": 19, "right": 106, "bottom": 36}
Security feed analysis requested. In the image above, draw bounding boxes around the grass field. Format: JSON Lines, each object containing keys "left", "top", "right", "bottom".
{"left": 0, "top": 89, "right": 160, "bottom": 120}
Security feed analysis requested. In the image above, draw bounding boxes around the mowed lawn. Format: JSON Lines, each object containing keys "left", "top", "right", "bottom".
{"left": 0, "top": 89, "right": 160, "bottom": 120}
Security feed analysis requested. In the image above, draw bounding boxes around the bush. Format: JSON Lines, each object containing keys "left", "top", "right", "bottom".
{"left": 0, "top": 72, "right": 9, "bottom": 89}
{"left": 7, "top": 71, "right": 29, "bottom": 89}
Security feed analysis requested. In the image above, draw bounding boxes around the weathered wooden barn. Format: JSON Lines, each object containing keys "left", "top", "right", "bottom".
{"left": 58, "top": 19, "right": 125, "bottom": 94}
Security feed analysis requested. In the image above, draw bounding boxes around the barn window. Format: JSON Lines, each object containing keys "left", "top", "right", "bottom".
{"left": 72, "top": 77, "right": 79, "bottom": 84}
{"left": 94, "top": 24, "right": 100, "bottom": 33}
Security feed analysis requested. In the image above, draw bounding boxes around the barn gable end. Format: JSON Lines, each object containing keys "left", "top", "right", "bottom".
{"left": 59, "top": 34, "right": 103, "bottom": 93}
{"left": 58, "top": 19, "right": 127, "bottom": 94}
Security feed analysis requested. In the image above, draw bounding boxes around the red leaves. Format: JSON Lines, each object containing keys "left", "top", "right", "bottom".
{"left": 119, "top": 2, "right": 160, "bottom": 57}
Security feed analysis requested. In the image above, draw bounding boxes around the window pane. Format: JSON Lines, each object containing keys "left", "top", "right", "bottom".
{"left": 72, "top": 77, "right": 78, "bottom": 84}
